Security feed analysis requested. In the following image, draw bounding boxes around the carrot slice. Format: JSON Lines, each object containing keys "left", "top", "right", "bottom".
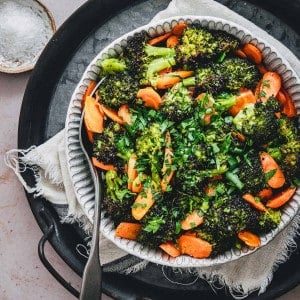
{"left": 238, "top": 230, "right": 261, "bottom": 247}
{"left": 172, "top": 23, "right": 188, "bottom": 36}
{"left": 236, "top": 49, "right": 247, "bottom": 59}
{"left": 92, "top": 157, "right": 116, "bottom": 171}
{"left": 137, "top": 87, "right": 162, "bottom": 110}
{"left": 242, "top": 193, "right": 267, "bottom": 212}
{"left": 257, "top": 188, "right": 273, "bottom": 200}
{"left": 118, "top": 104, "right": 132, "bottom": 125}
{"left": 156, "top": 70, "right": 194, "bottom": 89}
{"left": 242, "top": 43, "right": 262, "bottom": 64}
{"left": 166, "top": 35, "right": 179, "bottom": 48}
{"left": 148, "top": 32, "right": 172, "bottom": 45}
{"left": 266, "top": 186, "right": 297, "bottom": 208}
{"left": 256, "top": 72, "right": 281, "bottom": 102}
{"left": 101, "top": 105, "right": 125, "bottom": 124}
{"left": 159, "top": 242, "right": 181, "bottom": 258}
{"left": 82, "top": 80, "right": 97, "bottom": 108}
{"left": 84, "top": 96, "right": 104, "bottom": 133}
{"left": 231, "top": 131, "right": 246, "bottom": 142}
{"left": 181, "top": 210, "right": 204, "bottom": 230}
{"left": 281, "top": 89, "right": 297, "bottom": 117}
{"left": 260, "top": 152, "right": 285, "bottom": 189}
{"left": 132, "top": 188, "right": 155, "bottom": 220}
{"left": 257, "top": 64, "right": 268, "bottom": 75}
{"left": 276, "top": 90, "right": 287, "bottom": 106}
{"left": 127, "top": 153, "right": 138, "bottom": 191}
{"left": 229, "top": 89, "right": 256, "bottom": 116}
{"left": 115, "top": 222, "right": 142, "bottom": 240}
{"left": 86, "top": 130, "right": 94, "bottom": 143}
{"left": 132, "top": 173, "right": 147, "bottom": 193}
{"left": 178, "top": 235, "right": 212, "bottom": 258}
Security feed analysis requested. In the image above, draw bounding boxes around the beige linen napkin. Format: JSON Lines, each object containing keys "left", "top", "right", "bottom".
{"left": 5, "top": 0, "right": 300, "bottom": 298}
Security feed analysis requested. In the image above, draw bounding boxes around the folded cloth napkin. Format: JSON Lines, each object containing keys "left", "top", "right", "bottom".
{"left": 5, "top": 0, "right": 300, "bottom": 298}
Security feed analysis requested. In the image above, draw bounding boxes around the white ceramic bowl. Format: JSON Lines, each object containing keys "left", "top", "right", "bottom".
{"left": 65, "top": 16, "right": 300, "bottom": 268}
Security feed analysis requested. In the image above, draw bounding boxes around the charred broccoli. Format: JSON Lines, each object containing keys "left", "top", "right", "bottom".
{"left": 216, "top": 57, "right": 261, "bottom": 91}
{"left": 98, "top": 72, "right": 139, "bottom": 109}
{"left": 99, "top": 57, "right": 127, "bottom": 76}
{"left": 182, "top": 65, "right": 227, "bottom": 95}
{"left": 236, "top": 151, "right": 267, "bottom": 194}
{"left": 267, "top": 115, "right": 300, "bottom": 181}
{"left": 160, "top": 82, "right": 194, "bottom": 122}
{"left": 198, "top": 193, "right": 259, "bottom": 256}
{"left": 257, "top": 208, "right": 281, "bottom": 233}
{"left": 212, "top": 30, "right": 240, "bottom": 55}
{"left": 233, "top": 97, "right": 280, "bottom": 145}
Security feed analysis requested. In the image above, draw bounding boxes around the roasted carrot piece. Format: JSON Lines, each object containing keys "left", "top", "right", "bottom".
{"left": 231, "top": 131, "right": 246, "bottom": 142}
{"left": 156, "top": 71, "right": 194, "bottom": 89}
{"left": 101, "top": 105, "right": 125, "bottom": 124}
{"left": 161, "top": 131, "right": 175, "bottom": 192}
{"left": 118, "top": 104, "right": 132, "bottom": 125}
{"left": 132, "top": 187, "right": 155, "bottom": 220}
{"left": 82, "top": 80, "right": 97, "bottom": 108}
{"left": 257, "top": 64, "right": 268, "bottom": 75}
{"left": 204, "top": 183, "right": 217, "bottom": 197}
{"left": 86, "top": 130, "right": 94, "bottom": 143}
{"left": 181, "top": 210, "right": 204, "bottom": 230}
{"left": 137, "top": 87, "right": 162, "bottom": 110}
{"left": 148, "top": 32, "right": 172, "bottom": 45}
{"left": 281, "top": 89, "right": 297, "bottom": 117}
{"left": 127, "top": 153, "right": 138, "bottom": 191}
{"left": 238, "top": 230, "right": 261, "bottom": 247}
{"left": 242, "top": 43, "right": 262, "bottom": 64}
{"left": 172, "top": 22, "right": 188, "bottom": 36}
{"left": 132, "top": 173, "right": 147, "bottom": 193}
{"left": 258, "top": 188, "right": 273, "bottom": 200}
{"left": 158, "top": 67, "right": 172, "bottom": 75}
{"left": 115, "top": 222, "right": 142, "bottom": 240}
{"left": 229, "top": 89, "right": 256, "bottom": 116}
{"left": 178, "top": 235, "right": 212, "bottom": 258}
{"left": 260, "top": 152, "right": 285, "bottom": 189}
{"left": 256, "top": 72, "right": 281, "bottom": 102}
{"left": 276, "top": 90, "right": 287, "bottom": 106}
{"left": 236, "top": 49, "right": 247, "bottom": 59}
{"left": 166, "top": 35, "right": 179, "bottom": 48}
{"left": 84, "top": 96, "right": 104, "bottom": 133}
{"left": 242, "top": 193, "right": 267, "bottom": 212}
{"left": 92, "top": 157, "right": 116, "bottom": 171}
{"left": 266, "top": 186, "right": 297, "bottom": 208}
{"left": 159, "top": 242, "right": 181, "bottom": 258}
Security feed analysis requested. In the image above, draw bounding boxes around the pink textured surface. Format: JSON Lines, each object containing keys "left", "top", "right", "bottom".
{"left": 0, "top": 0, "right": 299, "bottom": 299}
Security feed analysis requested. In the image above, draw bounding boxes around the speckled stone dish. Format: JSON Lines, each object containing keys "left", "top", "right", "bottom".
{"left": 0, "top": 0, "right": 55, "bottom": 74}
{"left": 66, "top": 16, "right": 300, "bottom": 268}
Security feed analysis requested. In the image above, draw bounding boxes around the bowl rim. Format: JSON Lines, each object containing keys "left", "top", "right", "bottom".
{"left": 65, "top": 15, "right": 300, "bottom": 268}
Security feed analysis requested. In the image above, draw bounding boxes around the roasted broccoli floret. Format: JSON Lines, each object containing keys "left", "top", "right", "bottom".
{"left": 236, "top": 151, "right": 267, "bottom": 194}
{"left": 216, "top": 57, "right": 261, "bottom": 91}
{"left": 97, "top": 72, "right": 139, "bottom": 109}
{"left": 93, "top": 122, "right": 123, "bottom": 167}
{"left": 257, "top": 208, "right": 281, "bottom": 233}
{"left": 233, "top": 97, "right": 280, "bottom": 145}
{"left": 198, "top": 193, "right": 259, "bottom": 256}
{"left": 160, "top": 82, "right": 194, "bottom": 122}
{"left": 182, "top": 65, "right": 227, "bottom": 95}
{"left": 137, "top": 199, "right": 179, "bottom": 248}
{"left": 176, "top": 25, "right": 218, "bottom": 64}
{"left": 212, "top": 30, "right": 240, "bottom": 55}
{"left": 135, "top": 122, "right": 165, "bottom": 186}
{"left": 267, "top": 115, "right": 300, "bottom": 181}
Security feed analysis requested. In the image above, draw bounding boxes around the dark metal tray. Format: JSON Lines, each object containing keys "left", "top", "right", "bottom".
{"left": 19, "top": 0, "right": 300, "bottom": 299}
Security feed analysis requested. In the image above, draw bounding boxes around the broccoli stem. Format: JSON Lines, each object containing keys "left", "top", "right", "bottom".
{"left": 225, "top": 171, "right": 244, "bottom": 190}
{"left": 99, "top": 58, "right": 126, "bottom": 74}
{"left": 182, "top": 76, "right": 196, "bottom": 87}
{"left": 145, "top": 44, "right": 176, "bottom": 57}
{"left": 146, "top": 57, "right": 176, "bottom": 79}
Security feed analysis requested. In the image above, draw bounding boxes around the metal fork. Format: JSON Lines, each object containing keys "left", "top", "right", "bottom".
{"left": 79, "top": 78, "right": 105, "bottom": 300}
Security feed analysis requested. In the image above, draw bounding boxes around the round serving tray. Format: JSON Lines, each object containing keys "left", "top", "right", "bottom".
{"left": 19, "top": 0, "right": 300, "bottom": 299}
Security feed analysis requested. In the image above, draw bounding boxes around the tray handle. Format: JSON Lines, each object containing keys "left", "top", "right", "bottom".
{"left": 38, "top": 208, "right": 80, "bottom": 298}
